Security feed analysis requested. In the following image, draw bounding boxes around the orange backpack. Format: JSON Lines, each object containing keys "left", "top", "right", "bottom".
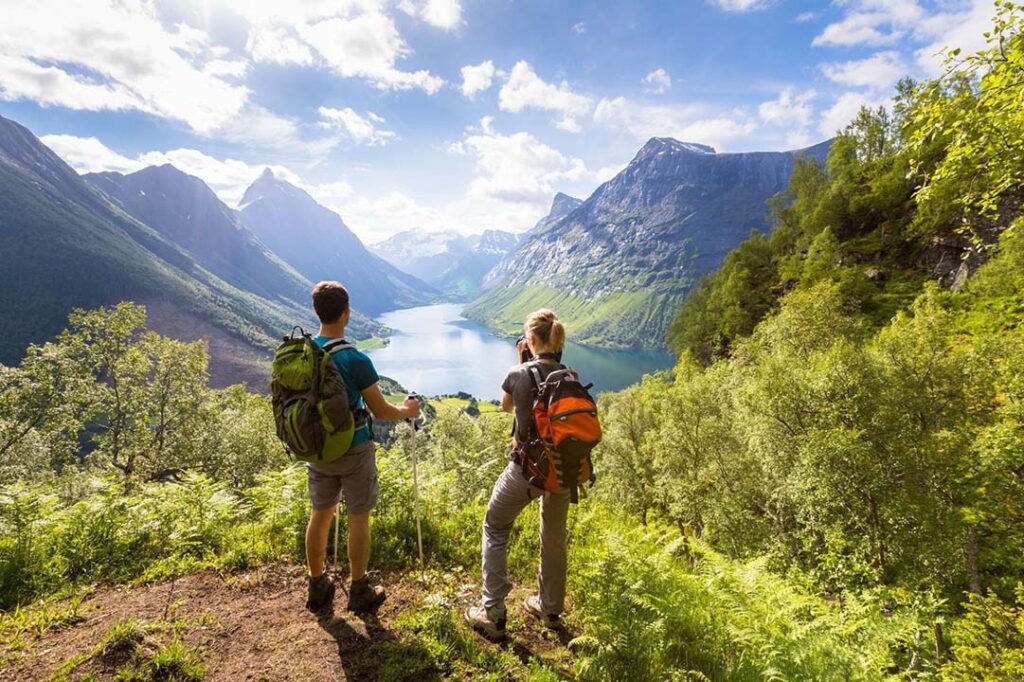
{"left": 519, "top": 363, "right": 601, "bottom": 503}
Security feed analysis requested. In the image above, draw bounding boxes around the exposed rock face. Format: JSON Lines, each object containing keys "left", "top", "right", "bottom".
{"left": 482, "top": 193, "right": 581, "bottom": 290}
{"left": 467, "top": 137, "right": 832, "bottom": 349}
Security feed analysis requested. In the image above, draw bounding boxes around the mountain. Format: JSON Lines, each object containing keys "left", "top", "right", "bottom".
{"left": 465, "top": 137, "right": 832, "bottom": 349}
{"left": 237, "top": 169, "right": 437, "bottom": 315}
{"left": 370, "top": 229, "right": 471, "bottom": 282}
{"left": 0, "top": 114, "right": 379, "bottom": 388}
{"left": 482, "top": 193, "right": 581, "bottom": 290}
{"left": 84, "top": 166, "right": 309, "bottom": 305}
{"left": 371, "top": 228, "right": 520, "bottom": 300}
{"left": 530, "top": 192, "right": 584, "bottom": 235}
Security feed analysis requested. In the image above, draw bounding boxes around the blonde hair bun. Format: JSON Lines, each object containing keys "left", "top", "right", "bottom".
{"left": 525, "top": 308, "right": 565, "bottom": 351}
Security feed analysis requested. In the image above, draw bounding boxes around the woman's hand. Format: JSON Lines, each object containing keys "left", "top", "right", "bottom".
{"left": 516, "top": 336, "right": 531, "bottom": 363}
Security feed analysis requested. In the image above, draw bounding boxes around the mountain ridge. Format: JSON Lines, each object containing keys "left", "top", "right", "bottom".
{"left": 84, "top": 165, "right": 310, "bottom": 305}
{"left": 371, "top": 227, "right": 519, "bottom": 300}
{"left": 0, "top": 115, "right": 381, "bottom": 387}
{"left": 467, "top": 137, "right": 832, "bottom": 349}
{"left": 238, "top": 169, "right": 438, "bottom": 315}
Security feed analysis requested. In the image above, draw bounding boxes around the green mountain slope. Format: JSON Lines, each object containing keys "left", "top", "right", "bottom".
{"left": 0, "top": 115, "right": 379, "bottom": 387}
{"left": 466, "top": 139, "right": 831, "bottom": 349}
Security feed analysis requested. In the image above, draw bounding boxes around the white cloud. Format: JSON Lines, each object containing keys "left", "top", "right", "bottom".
{"left": 39, "top": 133, "right": 306, "bottom": 206}
{"left": 38, "top": 129, "right": 601, "bottom": 242}
{"left": 813, "top": 12, "right": 903, "bottom": 47}
{"left": 398, "top": 0, "right": 464, "bottom": 30}
{"left": 0, "top": 1, "right": 250, "bottom": 135}
{"left": 812, "top": 0, "right": 932, "bottom": 48}
{"left": 455, "top": 127, "right": 583, "bottom": 203}
{"left": 821, "top": 51, "right": 907, "bottom": 91}
{"left": 642, "top": 68, "right": 672, "bottom": 95}
{"left": 460, "top": 60, "right": 496, "bottom": 98}
{"left": 39, "top": 134, "right": 145, "bottom": 174}
{"left": 245, "top": 25, "right": 315, "bottom": 66}
{"left": 572, "top": 22, "right": 587, "bottom": 34}
{"left": 796, "top": 11, "right": 817, "bottom": 23}
{"left": 709, "top": 0, "right": 775, "bottom": 12}
{"left": 914, "top": 0, "right": 994, "bottom": 75}
{"left": 204, "top": 59, "right": 250, "bottom": 79}
{"left": 819, "top": 91, "right": 889, "bottom": 138}
{"left": 498, "top": 61, "right": 593, "bottom": 132}
{"left": 593, "top": 96, "right": 758, "bottom": 151}
{"left": 811, "top": 0, "right": 994, "bottom": 75}
{"left": 298, "top": 12, "right": 445, "bottom": 93}
{"left": 758, "top": 88, "right": 815, "bottom": 127}
{"left": 229, "top": 0, "right": 445, "bottom": 94}
{"left": 318, "top": 106, "right": 396, "bottom": 145}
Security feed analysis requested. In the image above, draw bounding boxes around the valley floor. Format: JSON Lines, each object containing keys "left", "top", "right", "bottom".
{"left": 1, "top": 563, "right": 573, "bottom": 682}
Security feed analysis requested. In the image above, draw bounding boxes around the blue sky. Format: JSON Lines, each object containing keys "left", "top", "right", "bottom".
{"left": 0, "top": 0, "right": 998, "bottom": 241}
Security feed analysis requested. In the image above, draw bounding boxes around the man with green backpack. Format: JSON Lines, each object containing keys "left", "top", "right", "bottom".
{"left": 271, "top": 281, "right": 420, "bottom": 614}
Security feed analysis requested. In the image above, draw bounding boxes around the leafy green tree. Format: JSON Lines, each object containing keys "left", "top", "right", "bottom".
{"left": 911, "top": 1, "right": 1024, "bottom": 237}
{"left": 942, "top": 586, "right": 1024, "bottom": 681}
{"left": 595, "top": 379, "right": 661, "bottom": 524}
{"left": 0, "top": 339, "right": 93, "bottom": 473}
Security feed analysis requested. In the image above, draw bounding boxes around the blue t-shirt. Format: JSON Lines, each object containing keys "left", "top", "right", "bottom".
{"left": 313, "top": 336, "right": 380, "bottom": 445}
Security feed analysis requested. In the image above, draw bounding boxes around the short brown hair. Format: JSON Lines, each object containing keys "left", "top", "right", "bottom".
{"left": 312, "top": 281, "right": 350, "bottom": 323}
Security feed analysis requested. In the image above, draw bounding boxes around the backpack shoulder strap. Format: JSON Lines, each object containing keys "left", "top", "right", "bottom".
{"left": 528, "top": 364, "right": 545, "bottom": 396}
{"left": 323, "top": 339, "right": 354, "bottom": 355}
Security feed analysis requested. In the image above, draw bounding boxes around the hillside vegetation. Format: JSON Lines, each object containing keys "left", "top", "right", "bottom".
{"left": 3, "top": 5, "right": 1024, "bottom": 680}
{"left": 465, "top": 136, "right": 830, "bottom": 351}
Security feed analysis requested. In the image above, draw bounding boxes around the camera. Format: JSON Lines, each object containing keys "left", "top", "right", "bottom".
{"left": 516, "top": 334, "right": 563, "bottom": 363}
{"left": 516, "top": 334, "right": 533, "bottom": 363}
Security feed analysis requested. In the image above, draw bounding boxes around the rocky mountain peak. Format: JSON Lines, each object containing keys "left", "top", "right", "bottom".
{"left": 636, "top": 137, "right": 716, "bottom": 160}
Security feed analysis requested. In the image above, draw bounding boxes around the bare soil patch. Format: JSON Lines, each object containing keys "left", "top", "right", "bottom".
{"left": 1, "top": 563, "right": 574, "bottom": 681}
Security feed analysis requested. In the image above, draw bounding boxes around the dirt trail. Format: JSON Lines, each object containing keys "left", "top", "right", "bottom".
{"left": 0, "top": 563, "right": 573, "bottom": 681}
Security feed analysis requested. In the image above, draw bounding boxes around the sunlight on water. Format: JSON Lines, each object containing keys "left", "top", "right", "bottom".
{"left": 366, "top": 303, "right": 674, "bottom": 399}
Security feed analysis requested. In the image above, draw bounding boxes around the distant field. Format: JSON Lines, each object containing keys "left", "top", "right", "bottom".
{"left": 464, "top": 282, "right": 682, "bottom": 350}
{"left": 356, "top": 336, "right": 389, "bottom": 351}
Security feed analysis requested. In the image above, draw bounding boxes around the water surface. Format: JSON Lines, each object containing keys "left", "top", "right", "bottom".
{"left": 366, "top": 303, "right": 674, "bottom": 400}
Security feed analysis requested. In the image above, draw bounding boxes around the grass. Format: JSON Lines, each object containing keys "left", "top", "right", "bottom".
{"left": 464, "top": 283, "right": 683, "bottom": 350}
{"left": 1, "top": 594, "right": 88, "bottom": 668}
{"left": 44, "top": 618, "right": 204, "bottom": 682}
{"left": 356, "top": 336, "right": 390, "bottom": 351}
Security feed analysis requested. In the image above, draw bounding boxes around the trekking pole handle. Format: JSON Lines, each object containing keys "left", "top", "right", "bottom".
{"left": 405, "top": 393, "right": 425, "bottom": 431}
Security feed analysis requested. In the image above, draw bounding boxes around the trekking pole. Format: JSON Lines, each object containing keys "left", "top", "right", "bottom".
{"left": 333, "top": 511, "right": 340, "bottom": 574}
{"left": 405, "top": 394, "right": 426, "bottom": 568}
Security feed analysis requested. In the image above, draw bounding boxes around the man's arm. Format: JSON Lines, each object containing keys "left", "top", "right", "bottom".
{"left": 361, "top": 383, "right": 420, "bottom": 421}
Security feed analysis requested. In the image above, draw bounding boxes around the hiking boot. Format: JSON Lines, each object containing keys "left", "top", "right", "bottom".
{"left": 347, "top": 576, "right": 386, "bottom": 613}
{"left": 306, "top": 574, "right": 335, "bottom": 613}
{"left": 524, "top": 595, "right": 561, "bottom": 630}
{"left": 464, "top": 604, "right": 507, "bottom": 641}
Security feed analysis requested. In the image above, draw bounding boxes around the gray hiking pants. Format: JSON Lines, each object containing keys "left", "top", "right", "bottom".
{"left": 481, "top": 461, "right": 571, "bottom": 615}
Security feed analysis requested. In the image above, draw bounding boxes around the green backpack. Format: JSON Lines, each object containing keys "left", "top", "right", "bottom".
{"left": 271, "top": 328, "right": 357, "bottom": 463}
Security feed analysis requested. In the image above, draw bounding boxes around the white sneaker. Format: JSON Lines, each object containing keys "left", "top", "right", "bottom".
{"left": 465, "top": 604, "right": 507, "bottom": 641}
{"left": 523, "top": 595, "right": 561, "bottom": 629}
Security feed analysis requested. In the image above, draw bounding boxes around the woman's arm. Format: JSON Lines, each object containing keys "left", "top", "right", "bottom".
{"left": 361, "top": 383, "right": 420, "bottom": 421}
{"left": 501, "top": 390, "right": 514, "bottom": 413}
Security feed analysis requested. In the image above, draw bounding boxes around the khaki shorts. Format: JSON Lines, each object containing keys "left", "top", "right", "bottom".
{"left": 306, "top": 441, "right": 378, "bottom": 514}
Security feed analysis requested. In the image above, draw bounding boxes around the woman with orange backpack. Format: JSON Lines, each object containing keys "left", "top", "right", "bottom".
{"left": 465, "top": 309, "right": 600, "bottom": 641}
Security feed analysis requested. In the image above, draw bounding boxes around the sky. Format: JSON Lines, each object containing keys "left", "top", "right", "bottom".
{"left": 0, "top": 0, "right": 1000, "bottom": 243}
